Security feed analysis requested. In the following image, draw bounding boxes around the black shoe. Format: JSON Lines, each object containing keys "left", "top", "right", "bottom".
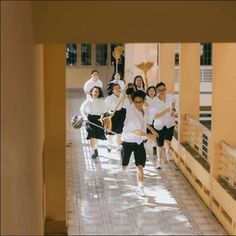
{"left": 91, "top": 153, "right": 97, "bottom": 159}
{"left": 153, "top": 147, "right": 157, "bottom": 155}
{"left": 94, "top": 149, "right": 98, "bottom": 157}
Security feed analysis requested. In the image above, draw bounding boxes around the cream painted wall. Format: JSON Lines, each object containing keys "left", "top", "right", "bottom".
{"left": 1, "top": 1, "right": 44, "bottom": 235}
{"left": 125, "top": 43, "right": 158, "bottom": 86}
{"left": 66, "top": 67, "right": 114, "bottom": 89}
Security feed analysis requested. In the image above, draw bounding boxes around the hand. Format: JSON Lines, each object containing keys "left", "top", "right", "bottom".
{"left": 143, "top": 101, "right": 149, "bottom": 107}
{"left": 147, "top": 133, "right": 158, "bottom": 143}
{"left": 165, "top": 107, "right": 171, "bottom": 113}
{"left": 171, "top": 110, "right": 176, "bottom": 117}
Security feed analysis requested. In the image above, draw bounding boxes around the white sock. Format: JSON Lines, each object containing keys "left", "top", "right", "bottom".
{"left": 138, "top": 182, "right": 144, "bottom": 188}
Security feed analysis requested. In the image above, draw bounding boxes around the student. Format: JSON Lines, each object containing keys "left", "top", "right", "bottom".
{"left": 83, "top": 70, "right": 103, "bottom": 99}
{"left": 121, "top": 90, "right": 158, "bottom": 197}
{"left": 80, "top": 86, "right": 107, "bottom": 159}
{"left": 105, "top": 83, "right": 126, "bottom": 152}
{"left": 133, "top": 75, "right": 146, "bottom": 91}
{"left": 145, "top": 86, "right": 159, "bottom": 156}
{"left": 153, "top": 82, "right": 176, "bottom": 168}
{"left": 107, "top": 72, "right": 126, "bottom": 93}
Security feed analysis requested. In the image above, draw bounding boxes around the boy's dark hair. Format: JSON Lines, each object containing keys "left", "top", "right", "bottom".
{"left": 126, "top": 86, "right": 135, "bottom": 96}
{"left": 156, "top": 82, "right": 166, "bottom": 89}
{"left": 146, "top": 86, "right": 157, "bottom": 97}
{"left": 91, "top": 69, "right": 99, "bottom": 75}
{"left": 133, "top": 75, "right": 145, "bottom": 90}
{"left": 131, "top": 90, "right": 146, "bottom": 101}
{"left": 107, "top": 83, "right": 120, "bottom": 96}
{"left": 90, "top": 86, "right": 104, "bottom": 98}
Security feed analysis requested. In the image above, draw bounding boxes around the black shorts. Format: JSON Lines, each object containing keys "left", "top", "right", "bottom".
{"left": 121, "top": 141, "right": 146, "bottom": 167}
{"left": 155, "top": 126, "right": 174, "bottom": 147}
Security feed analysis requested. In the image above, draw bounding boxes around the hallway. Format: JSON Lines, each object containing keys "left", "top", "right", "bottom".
{"left": 66, "top": 90, "right": 226, "bottom": 235}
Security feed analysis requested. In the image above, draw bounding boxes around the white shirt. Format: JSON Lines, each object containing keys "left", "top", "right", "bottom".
{"left": 145, "top": 96, "right": 159, "bottom": 124}
{"left": 83, "top": 78, "right": 103, "bottom": 98}
{"left": 105, "top": 94, "right": 123, "bottom": 111}
{"left": 121, "top": 104, "right": 149, "bottom": 144}
{"left": 153, "top": 93, "right": 176, "bottom": 130}
{"left": 80, "top": 98, "right": 107, "bottom": 118}
{"left": 108, "top": 80, "right": 125, "bottom": 90}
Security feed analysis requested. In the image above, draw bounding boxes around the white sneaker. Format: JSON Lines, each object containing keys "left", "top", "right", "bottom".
{"left": 137, "top": 187, "right": 146, "bottom": 197}
{"left": 155, "top": 158, "right": 162, "bottom": 169}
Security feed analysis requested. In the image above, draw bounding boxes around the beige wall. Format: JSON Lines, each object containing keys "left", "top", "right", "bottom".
{"left": 66, "top": 67, "right": 114, "bottom": 89}
{"left": 1, "top": 1, "right": 44, "bottom": 235}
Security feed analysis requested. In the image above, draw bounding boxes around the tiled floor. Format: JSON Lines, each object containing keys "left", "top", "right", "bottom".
{"left": 66, "top": 90, "right": 226, "bottom": 235}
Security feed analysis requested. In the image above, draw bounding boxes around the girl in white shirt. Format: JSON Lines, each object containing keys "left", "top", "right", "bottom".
{"left": 80, "top": 86, "right": 107, "bottom": 159}
{"left": 145, "top": 86, "right": 159, "bottom": 157}
{"left": 105, "top": 83, "right": 126, "bottom": 152}
{"left": 121, "top": 90, "right": 158, "bottom": 197}
{"left": 133, "top": 75, "right": 146, "bottom": 91}
{"left": 83, "top": 70, "right": 103, "bottom": 99}
{"left": 107, "top": 72, "right": 126, "bottom": 93}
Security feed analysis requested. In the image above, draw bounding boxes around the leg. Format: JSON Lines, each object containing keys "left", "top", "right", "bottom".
{"left": 156, "top": 128, "right": 165, "bottom": 169}
{"left": 121, "top": 142, "right": 134, "bottom": 171}
{"left": 116, "top": 134, "right": 122, "bottom": 151}
{"left": 106, "top": 134, "right": 113, "bottom": 152}
{"left": 134, "top": 142, "right": 146, "bottom": 197}
{"left": 164, "top": 126, "right": 175, "bottom": 162}
{"left": 90, "top": 138, "right": 98, "bottom": 158}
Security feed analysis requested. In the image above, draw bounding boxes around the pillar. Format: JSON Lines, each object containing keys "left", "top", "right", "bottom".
{"left": 178, "top": 43, "right": 201, "bottom": 143}
{"left": 211, "top": 43, "right": 236, "bottom": 176}
{"left": 158, "top": 43, "right": 176, "bottom": 93}
{"left": 44, "top": 44, "right": 67, "bottom": 234}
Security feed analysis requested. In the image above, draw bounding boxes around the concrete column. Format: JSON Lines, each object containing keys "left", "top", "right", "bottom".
{"left": 211, "top": 43, "right": 236, "bottom": 176}
{"left": 125, "top": 43, "right": 158, "bottom": 86}
{"left": 159, "top": 43, "right": 176, "bottom": 93}
{"left": 44, "top": 44, "right": 67, "bottom": 234}
{"left": 178, "top": 43, "right": 200, "bottom": 143}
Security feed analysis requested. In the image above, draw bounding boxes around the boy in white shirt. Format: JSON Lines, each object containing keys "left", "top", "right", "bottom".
{"left": 153, "top": 82, "right": 176, "bottom": 168}
{"left": 121, "top": 90, "right": 158, "bottom": 197}
{"left": 84, "top": 70, "right": 103, "bottom": 99}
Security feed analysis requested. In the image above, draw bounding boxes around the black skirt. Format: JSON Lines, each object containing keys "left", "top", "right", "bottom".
{"left": 107, "top": 108, "right": 126, "bottom": 135}
{"left": 86, "top": 114, "right": 107, "bottom": 140}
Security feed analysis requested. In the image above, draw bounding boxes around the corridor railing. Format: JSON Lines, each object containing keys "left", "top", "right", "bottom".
{"left": 218, "top": 141, "right": 236, "bottom": 189}
{"left": 185, "top": 114, "right": 211, "bottom": 167}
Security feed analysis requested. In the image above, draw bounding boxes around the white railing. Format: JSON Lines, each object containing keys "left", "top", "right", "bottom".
{"left": 174, "top": 66, "right": 212, "bottom": 82}
{"left": 219, "top": 141, "right": 236, "bottom": 189}
{"left": 185, "top": 114, "right": 211, "bottom": 164}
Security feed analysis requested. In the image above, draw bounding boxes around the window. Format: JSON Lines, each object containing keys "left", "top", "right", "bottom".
{"left": 200, "top": 43, "right": 212, "bottom": 66}
{"left": 66, "top": 44, "right": 77, "bottom": 66}
{"left": 81, "top": 44, "right": 91, "bottom": 65}
{"left": 96, "top": 44, "right": 108, "bottom": 66}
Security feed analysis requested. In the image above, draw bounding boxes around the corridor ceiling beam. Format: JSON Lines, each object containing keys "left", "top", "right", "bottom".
{"left": 32, "top": 1, "right": 236, "bottom": 43}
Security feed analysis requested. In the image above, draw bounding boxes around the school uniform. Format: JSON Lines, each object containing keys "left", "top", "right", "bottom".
{"left": 83, "top": 78, "right": 103, "bottom": 99}
{"left": 105, "top": 94, "right": 126, "bottom": 135}
{"left": 80, "top": 98, "right": 107, "bottom": 140}
{"left": 152, "top": 94, "right": 176, "bottom": 147}
{"left": 145, "top": 96, "right": 159, "bottom": 132}
{"left": 121, "top": 103, "right": 149, "bottom": 167}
